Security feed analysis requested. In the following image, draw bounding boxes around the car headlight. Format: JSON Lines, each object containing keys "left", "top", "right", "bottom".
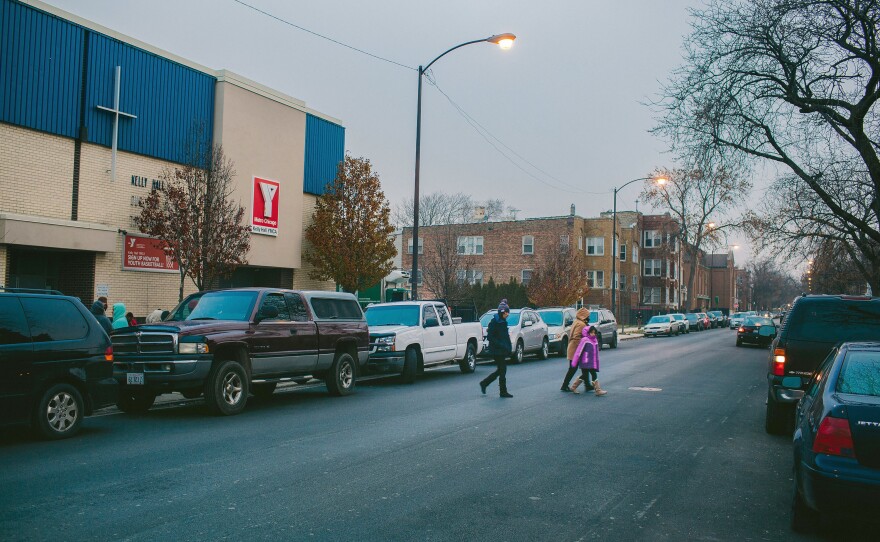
{"left": 375, "top": 336, "right": 395, "bottom": 344}
{"left": 548, "top": 333, "right": 557, "bottom": 340}
{"left": 374, "top": 335, "right": 395, "bottom": 352}
{"left": 178, "top": 342, "right": 209, "bottom": 354}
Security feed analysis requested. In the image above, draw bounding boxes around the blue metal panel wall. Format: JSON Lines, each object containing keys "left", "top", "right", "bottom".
{"left": 84, "top": 33, "right": 214, "bottom": 163}
{"left": 0, "top": 0, "right": 83, "bottom": 138}
{"left": 303, "top": 114, "right": 345, "bottom": 195}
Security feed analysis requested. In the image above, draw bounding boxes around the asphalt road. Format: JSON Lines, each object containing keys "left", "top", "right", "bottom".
{"left": 0, "top": 328, "right": 869, "bottom": 541}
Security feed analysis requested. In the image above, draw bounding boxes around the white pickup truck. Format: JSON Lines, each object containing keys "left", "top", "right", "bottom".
{"left": 364, "top": 301, "right": 483, "bottom": 383}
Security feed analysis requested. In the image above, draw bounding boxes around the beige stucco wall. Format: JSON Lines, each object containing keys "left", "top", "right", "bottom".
{"left": 213, "top": 79, "right": 306, "bottom": 270}
{"left": 0, "top": 124, "right": 75, "bottom": 220}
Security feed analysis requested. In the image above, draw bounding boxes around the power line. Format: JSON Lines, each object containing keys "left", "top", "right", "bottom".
{"left": 231, "top": 0, "right": 415, "bottom": 71}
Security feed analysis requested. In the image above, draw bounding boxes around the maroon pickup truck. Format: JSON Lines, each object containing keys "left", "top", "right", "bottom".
{"left": 111, "top": 288, "right": 369, "bottom": 416}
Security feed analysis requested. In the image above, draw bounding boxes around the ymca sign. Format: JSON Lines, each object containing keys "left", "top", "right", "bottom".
{"left": 122, "top": 235, "right": 178, "bottom": 273}
{"left": 251, "top": 176, "right": 280, "bottom": 236}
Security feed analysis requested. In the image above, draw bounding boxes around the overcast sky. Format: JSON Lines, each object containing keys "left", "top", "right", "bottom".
{"left": 42, "top": 0, "right": 752, "bottom": 262}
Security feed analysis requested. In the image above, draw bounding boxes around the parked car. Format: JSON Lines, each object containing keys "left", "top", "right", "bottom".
{"left": 644, "top": 315, "right": 679, "bottom": 337}
{"left": 365, "top": 301, "right": 483, "bottom": 382}
{"left": 729, "top": 312, "right": 748, "bottom": 330}
{"left": 0, "top": 288, "right": 117, "bottom": 439}
{"left": 536, "top": 307, "right": 577, "bottom": 356}
{"left": 765, "top": 294, "right": 880, "bottom": 434}
{"left": 669, "top": 313, "right": 690, "bottom": 334}
{"left": 479, "top": 308, "right": 550, "bottom": 363}
{"left": 790, "top": 342, "right": 880, "bottom": 532}
{"left": 585, "top": 308, "right": 619, "bottom": 349}
{"left": 697, "top": 312, "right": 712, "bottom": 330}
{"left": 684, "top": 313, "right": 705, "bottom": 331}
{"left": 708, "top": 310, "right": 728, "bottom": 328}
{"left": 112, "top": 288, "right": 369, "bottom": 416}
{"left": 736, "top": 316, "right": 777, "bottom": 347}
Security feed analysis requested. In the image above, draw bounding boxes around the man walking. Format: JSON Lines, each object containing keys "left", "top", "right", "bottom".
{"left": 480, "top": 299, "right": 514, "bottom": 398}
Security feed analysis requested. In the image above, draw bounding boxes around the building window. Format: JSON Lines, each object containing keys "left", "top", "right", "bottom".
{"left": 619, "top": 243, "right": 627, "bottom": 261}
{"left": 407, "top": 237, "right": 423, "bottom": 255}
{"left": 620, "top": 274, "right": 626, "bottom": 291}
{"left": 644, "top": 259, "right": 662, "bottom": 276}
{"left": 586, "top": 237, "right": 605, "bottom": 256}
{"left": 644, "top": 230, "right": 661, "bottom": 248}
{"left": 633, "top": 245, "right": 639, "bottom": 263}
{"left": 456, "top": 269, "right": 483, "bottom": 285}
{"left": 522, "top": 236, "right": 534, "bottom": 255}
{"left": 587, "top": 270, "right": 605, "bottom": 288}
{"left": 521, "top": 269, "right": 533, "bottom": 285}
{"left": 560, "top": 234, "right": 570, "bottom": 249}
{"left": 457, "top": 236, "right": 484, "bottom": 255}
{"left": 632, "top": 275, "right": 638, "bottom": 290}
{"left": 578, "top": 236, "right": 583, "bottom": 250}
{"left": 643, "top": 287, "right": 661, "bottom": 304}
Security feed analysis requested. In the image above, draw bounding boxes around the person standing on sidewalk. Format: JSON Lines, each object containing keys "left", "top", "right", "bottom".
{"left": 480, "top": 299, "right": 514, "bottom": 398}
{"left": 570, "top": 325, "right": 608, "bottom": 396}
{"left": 560, "top": 307, "right": 592, "bottom": 392}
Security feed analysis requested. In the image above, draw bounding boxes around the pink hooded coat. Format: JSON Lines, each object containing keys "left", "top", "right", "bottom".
{"left": 571, "top": 325, "right": 600, "bottom": 370}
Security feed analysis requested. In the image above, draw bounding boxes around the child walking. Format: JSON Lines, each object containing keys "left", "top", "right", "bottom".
{"left": 569, "top": 325, "right": 607, "bottom": 396}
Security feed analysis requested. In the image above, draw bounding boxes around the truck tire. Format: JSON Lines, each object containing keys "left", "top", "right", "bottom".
{"left": 251, "top": 382, "right": 278, "bottom": 399}
{"left": 459, "top": 342, "right": 477, "bottom": 373}
{"left": 765, "top": 394, "right": 789, "bottom": 435}
{"left": 34, "top": 383, "right": 84, "bottom": 440}
{"left": 538, "top": 338, "right": 549, "bottom": 360}
{"left": 401, "top": 348, "right": 418, "bottom": 384}
{"left": 117, "top": 386, "right": 157, "bottom": 414}
{"left": 204, "top": 359, "right": 249, "bottom": 416}
{"left": 326, "top": 352, "right": 356, "bottom": 396}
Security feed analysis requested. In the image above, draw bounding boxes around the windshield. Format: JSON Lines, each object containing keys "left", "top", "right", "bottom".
{"left": 167, "top": 291, "right": 258, "bottom": 322}
{"left": 537, "top": 311, "right": 563, "bottom": 326}
{"left": 744, "top": 316, "right": 774, "bottom": 327}
{"left": 648, "top": 316, "right": 669, "bottom": 324}
{"left": 709, "top": 311, "right": 722, "bottom": 317}
{"left": 365, "top": 305, "right": 420, "bottom": 327}
{"left": 732, "top": 313, "right": 745, "bottom": 319}
{"left": 685, "top": 314, "right": 698, "bottom": 321}
{"left": 480, "top": 312, "right": 521, "bottom": 327}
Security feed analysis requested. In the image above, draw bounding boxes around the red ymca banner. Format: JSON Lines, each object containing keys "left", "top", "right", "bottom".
{"left": 122, "top": 235, "right": 178, "bottom": 273}
{"left": 251, "top": 176, "right": 280, "bottom": 236}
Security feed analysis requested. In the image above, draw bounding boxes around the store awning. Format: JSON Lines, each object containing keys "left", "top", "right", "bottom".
{"left": 0, "top": 212, "right": 118, "bottom": 253}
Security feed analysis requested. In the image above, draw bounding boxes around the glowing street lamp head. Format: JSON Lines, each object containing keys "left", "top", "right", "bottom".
{"left": 654, "top": 176, "right": 668, "bottom": 185}
{"left": 708, "top": 222, "right": 717, "bottom": 229}
{"left": 488, "top": 33, "right": 516, "bottom": 49}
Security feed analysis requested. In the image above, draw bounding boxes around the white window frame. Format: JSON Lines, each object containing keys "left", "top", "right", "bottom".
{"left": 633, "top": 245, "right": 639, "bottom": 263}
{"left": 620, "top": 274, "right": 626, "bottom": 291}
{"left": 578, "top": 236, "right": 584, "bottom": 250}
{"left": 587, "top": 270, "right": 605, "bottom": 289}
{"left": 586, "top": 237, "right": 605, "bottom": 256}
{"left": 407, "top": 237, "right": 423, "bottom": 255}
{"left": 644, "top": 230, "right": 661, "bottom": 248}
{"left": 643, "top": 259, "right": 662, "bottom": 277}
{"left": 632, "top": 275, "right": 638, "bottom": 290}
{"left": 521, "top": 269, "right": 533, "bottom": 285}
{"left": 643, "top": 287, "right": 661, "bottom": 304}
{"left": 457, "top": 236, "right": 484, "bottom": 256}
{"left": 619, "top": 243, "right": 627, "bottom": 261}
{"left": 522, "top": 235, "right": 534, "bottom": 255}
{"left": 456, "top": 269, "right": 484, "bottom": 286}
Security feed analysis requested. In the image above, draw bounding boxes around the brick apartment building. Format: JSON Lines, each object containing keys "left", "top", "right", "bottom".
{"left": 705, "top": 252, "right": 738, "bottom": 313}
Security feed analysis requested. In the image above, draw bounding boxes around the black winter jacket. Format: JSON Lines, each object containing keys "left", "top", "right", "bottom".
{"left": 486, "top": 313, "right": 512, "bottom": 356}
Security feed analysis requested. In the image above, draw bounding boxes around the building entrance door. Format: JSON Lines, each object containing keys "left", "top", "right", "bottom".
{"left": 6, "top": 248, "right": 95, "bottom": 302}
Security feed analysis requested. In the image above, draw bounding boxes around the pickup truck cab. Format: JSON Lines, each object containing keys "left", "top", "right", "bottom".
{"left": 111, "top": 288, "right": 369, "bottom": 416}
{"left": 364, "top": 301, "right": 483, "bottom": 383}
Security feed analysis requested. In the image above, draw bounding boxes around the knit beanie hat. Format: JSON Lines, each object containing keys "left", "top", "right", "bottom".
{"left": 498, "top": 299, "right": 510, "bottom": 313}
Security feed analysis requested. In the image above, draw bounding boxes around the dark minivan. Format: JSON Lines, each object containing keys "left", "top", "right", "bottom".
{"left": 765, "top": 295, "right": 880, "bottom": 434}
{"left": 0, "top": 288, "right": 117, "bottom": 439}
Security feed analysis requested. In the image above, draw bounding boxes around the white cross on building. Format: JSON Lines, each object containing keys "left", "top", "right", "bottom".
{"left": 96, "top": 65, "right": 137, "bottom": 181}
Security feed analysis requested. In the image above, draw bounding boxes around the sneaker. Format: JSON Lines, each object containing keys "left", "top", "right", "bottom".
{"left": 480, "top": 382, "right": 488, "bottom": 395}
{"left": 500, "top": 391, "right": 513, "bottom": 398}
{"left": 560, "top": 385, "right": 572, "bottom": 392}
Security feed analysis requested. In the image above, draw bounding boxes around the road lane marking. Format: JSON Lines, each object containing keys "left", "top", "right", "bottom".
{"left": 628, "top": 387, "right": 662, "bottom": 392}
{"left": 635, "top": 497, "right": 659, "bottom": 520}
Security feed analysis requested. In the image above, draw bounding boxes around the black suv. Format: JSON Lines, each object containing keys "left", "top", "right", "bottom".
{"left": 765, "top": 294, "right": 880, "bottom": 434}
{"left": 0, "top": 288, "right": 117, "bottom": 439}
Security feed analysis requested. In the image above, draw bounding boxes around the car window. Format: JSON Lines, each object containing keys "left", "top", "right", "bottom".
{"left": 284, "top": 293, "right": 309, "bottom": 322}
{"left": 588, "top": 311, "right": 599, "bottom": 324}
{"left": 0, "top": 297, "right": 31, "bottom": 344}
{"left": 538, "top": 310, "right": 564, "bottom": 326}
{"left": 807, "top": 349, "right": 838, "bottom": 399}
{"left": 20, "top": 298, "right": 88, "bottom": 342}
{"left": 435, "top": 305, "right": 451, "bottom": 326}
{"left": 787, "top": 300, "right": 880, "bottom": 342}
{"left": 422, "top": 305, "right": 438, "bottom": 324}
{"left": 837, "top": 350, "right": 880, "bottom": 397}
{"left": 310, "top": 297, "right": 364, "bottom": 320}
{"left": 259, "top": 293, "right": 290, "bottom": 321}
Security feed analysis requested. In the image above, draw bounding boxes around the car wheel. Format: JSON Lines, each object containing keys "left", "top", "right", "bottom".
{"left": 180, "top": 389, "right": 203, "bottom": 399}
{"left": 538, "top": 338, "right": 549, "bottom": 360}
{"left": 117, "top": 386, "right": 157, "bottom": 414}
{"left": 559, "top": 337, "right": 569, "bottom": 357}
{"left": 205, "top": 359, "right": 249, "bottom": 415}
{"left": 327, "top": 352, "right": 357, "bottom": 395}
{"left": 610, "top": 332, "right": 618, "bottom": 349}
{"left": 791, "top": 480, "right": 817, "bottom": 533}
{"left": 736, "top": 337, "right": 742, "bottom": 346}
{"left": 459, "top": 342, "right": 477, "bottom": 373}
{"left": 251, "top": 382, "right": 278, "bottom": 399}
{"left": 511, "top": 341, "right": 524, "bottom": 364}
{"left": 401, "top": 348, "right": 418, "bottom": 384}
{"left": 34, "top": 383, "right": 84, "bottom": 440}
{"left": 764, "top": 395, "right": 790, "bottom": 435}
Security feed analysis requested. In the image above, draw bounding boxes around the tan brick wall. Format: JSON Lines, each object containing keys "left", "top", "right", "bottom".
{"left": 0, "top": 245, "right": 7, "bottom": 286}
{"left": 292, "top": 193, "right": 336, "bottom": 291}
{"left": 0, "top": 123, "right": 75, "bottom": 220}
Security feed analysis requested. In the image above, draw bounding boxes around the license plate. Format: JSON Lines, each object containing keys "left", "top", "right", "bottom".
{"left": 127, "top": 373, "right": 144, "bottom": 385}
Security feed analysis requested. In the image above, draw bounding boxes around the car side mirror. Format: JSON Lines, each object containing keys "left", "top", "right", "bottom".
{"left": 564, "top": 319, "right": 573, "bottom": 326}
{"left": 255, "top": 305, "right": 278, "bottom": 323}
{"left": 424, "top": 317, "right": 439, "bottom": 328}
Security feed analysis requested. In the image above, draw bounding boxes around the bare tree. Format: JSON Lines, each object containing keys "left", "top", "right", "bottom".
{"left": 641, "top": 166, "right": 751, "bottom": 311}
{"left": 749, "top": 258, "right": 801, "bottom": 310}
{"left": 393, "top": 192, "right": 476, "bottom": 228}
{"left": 807, "top": 238, "right": 870, "bottom": 295}
{"left": 654, "top": 0, "right": 880, "bottom": 291}
{"left": 137, "top": 140, "right": 250, "bottom": 301}
{"left": 419, "top": 225, "right": 473, "bottom": 302}
{"left": 526, "top": 239, "right": 590, "bottom": 307}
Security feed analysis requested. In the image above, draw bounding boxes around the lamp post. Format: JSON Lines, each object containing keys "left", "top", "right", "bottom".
{"left": 611, "top": 176, "right": 666, "bottom": 315}
{"left": 410, "top": 33, "right": 515, "bottom": 300}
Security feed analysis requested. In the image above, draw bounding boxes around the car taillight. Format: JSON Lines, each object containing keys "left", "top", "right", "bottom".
{"left": 104, "top": 346, "right": 114, "bottom": 362}
{"left": 772, "top": 347, "right": 785, "bottom": 376}
{"left": 738, "top": 327, "right": 745, "bottom": 332}
{"left": 812, "top": 416, "right": 856, "bottom": 458}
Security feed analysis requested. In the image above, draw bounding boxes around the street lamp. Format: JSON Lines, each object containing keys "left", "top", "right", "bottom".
{"left": 410, "top": 33, "right": 516, "bottom": 299}
{"left": 611, "top": 175, "right": 667, "bottom": 315}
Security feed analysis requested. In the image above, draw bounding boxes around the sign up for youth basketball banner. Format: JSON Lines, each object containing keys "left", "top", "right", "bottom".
{"left": 123, "top": 235, "right": 178, "bottom": 273}
{"left": 251, "top": 176, "right": 280, "bottom": 236}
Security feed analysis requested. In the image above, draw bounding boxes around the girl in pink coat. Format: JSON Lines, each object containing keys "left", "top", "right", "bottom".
{"left": 569, "top": 325, "right": 608, "bottom": 396}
